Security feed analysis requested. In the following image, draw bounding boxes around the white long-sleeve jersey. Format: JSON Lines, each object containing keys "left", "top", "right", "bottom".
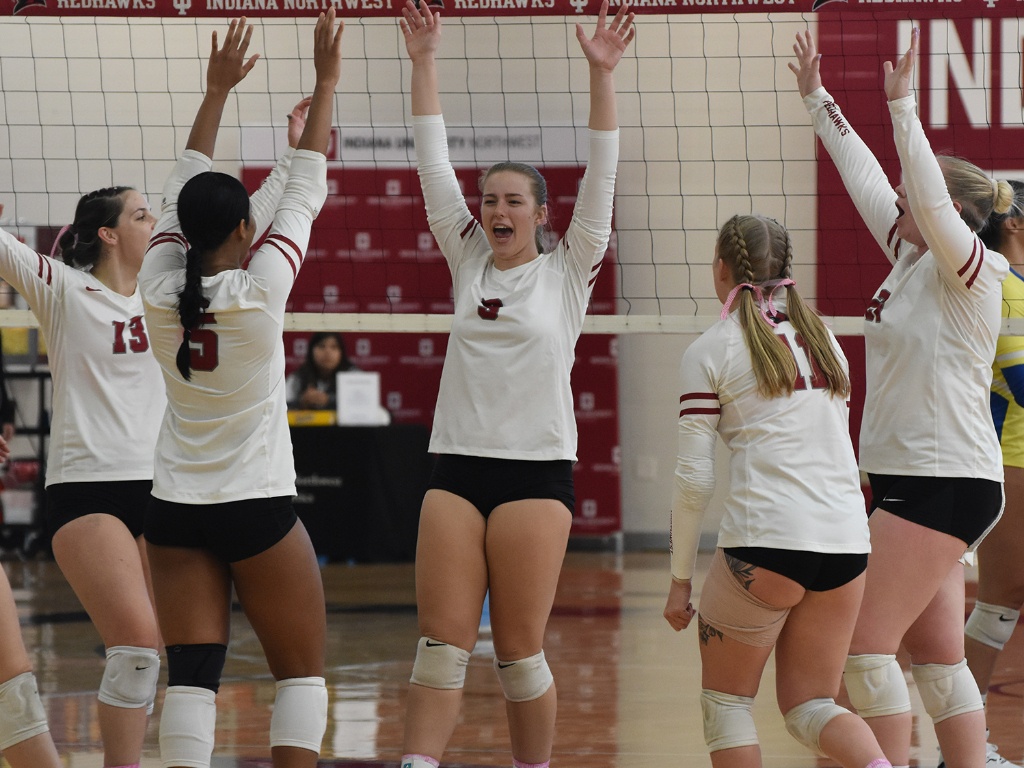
{"left": 806, "top": 88, "right": 1006, "bottom": 482}
{"left": 0, "top": 228, "right": 165, "bottom": 486}
{"left": 669, "top": 308, "right": 868, "bottom": 581}
{"left": 139, "top": 148, "right": 327, "bottom": 503}
{"left": 414, "top": 115, "right": 618, "bottom": 461}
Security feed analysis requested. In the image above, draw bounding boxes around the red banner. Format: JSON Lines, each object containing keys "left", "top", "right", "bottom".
{"left": 7, "top": 0, "right": 1023, "bottom": 19}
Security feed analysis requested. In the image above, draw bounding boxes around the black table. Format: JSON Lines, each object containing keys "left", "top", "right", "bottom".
{"left": 289, "top": 423, "right": 432, "bottom": 563}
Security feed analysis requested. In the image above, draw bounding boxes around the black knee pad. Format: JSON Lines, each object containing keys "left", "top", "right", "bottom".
{"left": 166, "top": 643, "right": 228, "bottom": 693}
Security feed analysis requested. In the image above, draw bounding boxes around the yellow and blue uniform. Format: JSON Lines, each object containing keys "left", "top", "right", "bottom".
{"left": 993, "top": 267, "right": 1024, "bottom": 468}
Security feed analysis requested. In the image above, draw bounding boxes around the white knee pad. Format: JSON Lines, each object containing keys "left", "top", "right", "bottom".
{"left": 0, "top": 672, "right": 49, "bottom": 751}
{"left": 843, "top": 654, "right": 912, "bottom": 719}
{"left": 965, "top": 601, "right": 1019, "bottom": 651}
{"left": 98, "top": 645, "right": 160, "bottom": 709}
{"left": 911, "top": 659, "right": 983, "bottom": 724}
{"left": 700, "top": 689, "right": 758, "bottom": 752}
{"left": 492, "top": 651, "right": 554, "bottom": 703}
{"left": 409, "top": 637, "right": 471, "bottom": 690}
{"left": 269, "top": 677, "right": 328, "bottom": 754}
{"left": 784, "top": 698, "right": 850, "bottom": 756}
{"left": 160, "top": 685, "right": 216, "bottom": 768}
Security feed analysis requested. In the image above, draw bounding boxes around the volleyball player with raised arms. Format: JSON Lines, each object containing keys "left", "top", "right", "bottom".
{"left": 0, "top": 155, "right": 165, "bottom": 768}
{"left": 792, "top": 29, "right": 1009, "bottom": 768}
{"left": 663, "top": 214, "right": 887, "bottom": 768}
{"left": 957, "top": 180, "right": 1024, "bottom": 768}
{"left": 138, "top": 13, "right": 341, "bottom": 768}
{"left": 397, "top": 2, "right": 632, "bottom": 767}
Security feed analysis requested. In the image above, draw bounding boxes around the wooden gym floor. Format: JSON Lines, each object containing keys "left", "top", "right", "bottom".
{"left": 4, "top": 551, "right": 1023, "bottom": 768}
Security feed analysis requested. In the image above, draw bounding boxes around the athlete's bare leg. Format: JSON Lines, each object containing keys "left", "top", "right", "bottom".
{"left": 849, "top": 510, "right": 977, "bottom": 767}
{"left": 903, "top": 565, "right": 986, "bottom": 768}
{"left": 0, "top": 570, "right": 61, "bottom": 768}
{"left": 402, "top": 489, "right": 488, "bottom": 761}
{"left": 966, "top": 466, "right": 1024, "bottom": 697}
{"left": 232, "top": 520, "right": 326, "bottom": 768}
{"left": 52, "top": 514, "right": 160, "bottom": 767}
{"left": 776, "top": 573, "right": 886, "bottom": 768}
{"left": 486, "top": 499, "right": 572, "bottom": 765}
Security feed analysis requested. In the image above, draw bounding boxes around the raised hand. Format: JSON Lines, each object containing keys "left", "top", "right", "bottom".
{"left": 788, "top": 29, "right": 822, "bottom": 99}
{"left": 297, "top": 8, "right": 344, "bottom": 156}
{"left": 883, "top": 26, "right": 918, "bottom": 102}
{"left": 576, "top": 0, "right": 635, "bottom": 73}
{"left": 312, "top": 7, "right": 344, "bottom": 89}
{"left": 206, "top": 17, "right": 260, "bottom": 95}
{"left": 401, "top": 0, "right": 443, "bottom": 115}
{"left": 400, "top": 0, "right": 442, "bottom": 63}
{"left": 187, "top": 18, "right": 260, "bottom": 154}
{"left": 286, "top": 97, "right": 313, "bottom": 149}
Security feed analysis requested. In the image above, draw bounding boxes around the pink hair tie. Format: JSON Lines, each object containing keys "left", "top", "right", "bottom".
{"left": 49, "top": 224, "right": 72, "bottom": 259}
{"left": 721, "top": 279, "right": 796, "bottom": 328}
{"left": 764, "top": 277, "right": 795, "bottom": 318}
{"left": 721, "top": 283, "right": 761, "bottom": 319}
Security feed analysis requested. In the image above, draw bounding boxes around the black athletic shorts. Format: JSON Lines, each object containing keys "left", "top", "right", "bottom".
{"left": 144, "top": 495, "right": 297, "bottom": 563}
{"left": 46, "top": 480, "right": 152, "bottom": 538}
{"left": 723, "top": 547, "right": 868, "bottom": 592}
{"left": 427, "top": 454, "right": 575, "bottom": 517}
{"left": 867, "top": 473, "right": 1004, "bottom": 547}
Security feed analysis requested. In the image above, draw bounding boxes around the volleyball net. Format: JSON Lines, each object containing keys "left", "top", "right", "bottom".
{"left": 0, "top": 1, "right": 1017, "bottom": 336}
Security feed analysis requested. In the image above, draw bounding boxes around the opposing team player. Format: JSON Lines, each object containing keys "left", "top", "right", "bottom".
{"left": 663, "top": 213, "right": 887, "bottom": 768}
{"left": 955, "top": 180, "right": 1024, "bottom": 768}
{"left": 138, "top": 13, "right": 341, "bottom": 768}
{"left": 792, "top": 29, "right": 1009, "bottom": 768}
{"left": 0, "top": 160, "right": 164, "bottom": 768}
{"left": 396, "top": 2, "right": 632, "bottom": 767}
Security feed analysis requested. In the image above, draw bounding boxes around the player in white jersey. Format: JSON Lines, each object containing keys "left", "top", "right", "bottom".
{"left": 0, "top": 164, "right": 165, "bottom": 768}
{"left": 397, "top": 2, "right": 631, "bottom": 767}
{"left": 663, "top": 213, "right": 887, "bottom": 768}
{"left": 792, "top": 30, "right": 1009, "bottom": 768}
{"left": 956, "top": 181, "right": 1024, "bottom": 768}
{"left": 138, "top": 14, "right": 341, "bottom": 768}
{"left": 0, "top": 431, "right": 61, "bottom": 768}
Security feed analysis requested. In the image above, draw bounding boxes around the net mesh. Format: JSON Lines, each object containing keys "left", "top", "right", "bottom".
{"left": 0, "top": 8, "right": 1021, "bottom": 334}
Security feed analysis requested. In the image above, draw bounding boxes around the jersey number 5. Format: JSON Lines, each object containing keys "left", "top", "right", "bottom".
{"left": 189, "top": 312, "right": 219, "bottom": 373}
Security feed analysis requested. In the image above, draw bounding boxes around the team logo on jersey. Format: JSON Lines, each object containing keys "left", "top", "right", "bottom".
{"left": 13, "top": 0, "right": 46, "bottom": 13}
{"left": 477, "top": 298, "right": 503, "bottom": 321}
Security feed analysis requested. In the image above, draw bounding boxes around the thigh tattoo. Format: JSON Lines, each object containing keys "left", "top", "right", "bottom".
{"left": 698, "top": 616, "right": 725, "bottom": 645}
{"left": 724, "top": 554, "right": 756, "bottom": 590}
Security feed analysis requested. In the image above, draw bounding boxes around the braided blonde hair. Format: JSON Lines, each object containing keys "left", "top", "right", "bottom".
{"left": 717, "top": 215, "right": 850, "bottom": 399}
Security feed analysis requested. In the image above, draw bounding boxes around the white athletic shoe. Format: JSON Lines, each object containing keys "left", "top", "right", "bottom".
{"left": 985, "top": 743, "right": 1021, "bottom": 768}
{"left": 938, "top": 742, "right": 1021, "bottom": 768}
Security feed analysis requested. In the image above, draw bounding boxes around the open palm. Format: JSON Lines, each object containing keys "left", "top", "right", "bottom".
{"left": 576, "top": 0, "right": 635, "bottom": 73}
{"left": 400, "top": 0, "right": 442, "bottom": 63}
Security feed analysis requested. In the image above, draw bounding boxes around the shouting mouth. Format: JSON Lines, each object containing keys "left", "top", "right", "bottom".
{"left": 492, "top": 225, "right": 513, "bottom": 243}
